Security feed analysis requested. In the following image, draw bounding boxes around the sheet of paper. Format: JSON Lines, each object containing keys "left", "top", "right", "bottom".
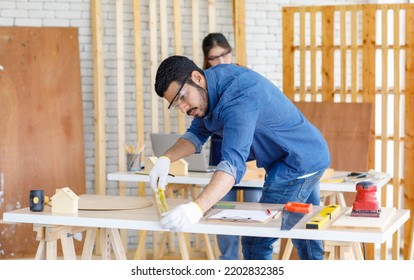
{"left": 208, "top": 209, "right": 280, "bottom": 223}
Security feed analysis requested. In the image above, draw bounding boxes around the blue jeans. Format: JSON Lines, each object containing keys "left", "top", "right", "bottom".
{"left": 242, "top": 171, "right": 325, "bottom": 260}
{"left": 217, "top": 188, "right": 262, "bottom": 260}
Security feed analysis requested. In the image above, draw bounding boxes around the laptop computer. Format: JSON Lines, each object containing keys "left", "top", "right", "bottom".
{"left": 150, "top": 133, "right": 216, "bottom": 172}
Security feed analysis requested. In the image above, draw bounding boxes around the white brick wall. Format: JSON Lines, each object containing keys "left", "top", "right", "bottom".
{"left": 1, "top": 0, "right": 407, "bottom": 250}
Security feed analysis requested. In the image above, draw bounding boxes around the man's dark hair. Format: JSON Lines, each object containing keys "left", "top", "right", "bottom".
{"left": 154, "top": 55, "right": 204, "bottom": 97}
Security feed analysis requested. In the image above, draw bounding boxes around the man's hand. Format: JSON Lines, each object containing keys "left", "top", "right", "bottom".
{"left": 160, "top": 202, "right": 203, "bottom": 231}
{"left": 149, "top": 156, "right": 170, "bottom": 192}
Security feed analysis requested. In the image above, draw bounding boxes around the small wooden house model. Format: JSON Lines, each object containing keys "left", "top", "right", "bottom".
{"left": 144, "top": 157, "right": 157, "bottom": 173}
{"left": 51, "top": 187, "right": 79, "bottom": 213}
{"left": 170, "top": 159, "right": 188, "bottom": 176}
{"left": 144, "top": 157, "right": 188, "bottom": 176}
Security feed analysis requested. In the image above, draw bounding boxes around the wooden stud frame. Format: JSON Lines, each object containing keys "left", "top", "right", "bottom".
{"left": 282, "top": 3, "right": 414, "bottom": 260}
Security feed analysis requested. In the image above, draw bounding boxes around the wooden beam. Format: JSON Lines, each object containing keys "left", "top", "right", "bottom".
{"left": 160, "top": 0, "right": 171, "bottom": 133}
{"left": 133, "top": 0, "right": 146, "bottom": 197}
{"left": 310, "top": 7, "right": 317, "bottom": 101}
{"left": 362, "top": 5, "right": 377, "bottom": 104}
{"left": 116, "top": 0, "right": 126, "bottom": 196}
{"left": 380, "top": 5, "right": 389, "bottom": 260}
{"left": 392, "top": 5, "right": 402, "bottom": 260}
{"left": 173, "top": 0, "right": 186, "bottom": 134}
{"left": 232, "top": 0, "right": 246, "bottom": 66}
{"left": 321, "top": 6, "right": 334, "bottom": 102}
{"left": 282, "top": 7, "right": 294, "bottom": 101}
{"left": 339, "top": 6, "right": 347, "bottom": 102}
{"left": 192, "top": 0, "right": 200, "bottom": 66}
{"left": 350, "top": 6, "right": 358, "bottom": 102}
{"left": 362, "top": 5, "right": 377, "bottom": 260}
{"left": 208, "top": 0, "right": 216, "bottom": 33}
{"left": 90, "top": 0, "right": 106, "bottom": 257}
{"left": 149, "top": 0, "right": 159, "bottom": 133}
{"left": 299, "top": 7, "right": 306, "bottom": 101}
{"left": 404, "top": 3, "right": 414, "bottom": 260}
{"left": 91, "top": 0, "right": 106, "bottom": 195}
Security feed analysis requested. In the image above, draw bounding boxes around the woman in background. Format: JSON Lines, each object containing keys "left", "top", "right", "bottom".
{"left": 202, "top": 33, "right": 262, "bottom": 260}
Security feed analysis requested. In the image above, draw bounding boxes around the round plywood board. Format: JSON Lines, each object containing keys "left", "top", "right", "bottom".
{"left": 78, "top": 194, "right": 153, "bottom": 211}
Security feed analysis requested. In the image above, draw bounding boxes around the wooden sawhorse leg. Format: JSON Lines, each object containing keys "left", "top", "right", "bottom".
{"left": 100, "top": 228, "right": 127, "bottom": 260}
{"left": 34, "top": 225, "right": 127, "bottom": 260}
{"left": 133, "top": 230, "right": 148, "bottom": 259}
{"left": 323, "top": 241, "right": 364, "bottom": 260}
{"left": 34, "top": 225, "right": 78, "bottom": 260}
{"left": 81, "top": 227, "right": 127, "bottom": 260}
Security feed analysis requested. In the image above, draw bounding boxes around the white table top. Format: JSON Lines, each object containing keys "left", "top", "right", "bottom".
{"left": 3, "top": 195, "right": 408, "bottom": 244}
{"left": 107, "top": 170, "right": 391, "bottom": 192}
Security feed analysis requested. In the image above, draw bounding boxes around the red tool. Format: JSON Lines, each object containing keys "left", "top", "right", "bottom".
{"left": 351, "top": 181, "right": 381, "bottom": 217}
{"left": 284, "top": 202, "right": 312, "bottom": 213}
{"left": 281, "top": 202, "right": 312, "bottom": 230}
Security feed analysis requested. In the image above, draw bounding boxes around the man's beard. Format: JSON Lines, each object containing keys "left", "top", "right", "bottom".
{"left": 187, "top": 83, "right": 208, "bottom": 119}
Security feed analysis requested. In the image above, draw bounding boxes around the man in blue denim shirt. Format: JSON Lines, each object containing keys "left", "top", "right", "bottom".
{"left": 150, "top": 55, "right": 331, "bottom": 260}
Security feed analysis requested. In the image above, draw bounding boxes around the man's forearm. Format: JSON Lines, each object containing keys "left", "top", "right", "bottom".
{"left": 195, "top": 171, "right": 235, "bottom": 212}
{"left": 163, "top": 138, "right": 196, "bottom": 162}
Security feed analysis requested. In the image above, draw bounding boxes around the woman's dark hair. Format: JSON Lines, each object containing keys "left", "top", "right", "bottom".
{"left": 202, "top": 33, "right": 232, "bottom": 70}
{"left": 154, "top": 55, "right": 204, "bottom": 97}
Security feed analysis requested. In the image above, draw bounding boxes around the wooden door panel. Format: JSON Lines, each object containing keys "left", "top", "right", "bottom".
{"left": 0, "top": 27, "right": 85, "bottom": 259}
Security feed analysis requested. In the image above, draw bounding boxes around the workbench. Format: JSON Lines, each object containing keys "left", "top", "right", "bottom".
{"left": 107, "top": 170, "right": 392, "bottom": 259}
{"left": 2, "top": 195, "right": 409, "bottom": 260}
{"left": 107, "top": 170, "right": 390, "bottom": 194}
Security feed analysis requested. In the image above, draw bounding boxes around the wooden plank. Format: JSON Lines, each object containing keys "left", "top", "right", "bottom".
{"left": 232, "top": 0, "right": 246, "bottom": 66}
{"left": 351, "top": 7, "right": 358, "bottom": 102}
{"left": 380, "top": 6, "right": 389, "bottom": 260}
{"left": 91, "top": 0, "right": 106, "bottom": 196}
{"left": 362, "top": 6, "right": 376, "bottom": 104}
{"left": 192, "top": 0, "right": 200, "bottom": 66}
{"left": 173, "top": 0, "right": 182, "bottom": 55}
{"left": 321, "top": 6, "right": 334, "bottom": 102}
{"left": 116, "top": 0, "right": 126, "bottom": 197}
{"left": 173, "top": 0, "right": 186, "bottom": 133}
{"left": 362, "top": 7, "right": 377, "bottom": 199}
{"left": 360, "top": 8, "right": 378, "bottom": 260}
{"left": 116, "top": 0, "right": 127, "bottom": 249}
{"left": 299, "top": 8, "right": 306, "bottom": 101}
{"left": 295, "top": 102, "right": 374, "bottom": 172}
{"left": 310, "top": 8, "right": 317, "bottom": 101}
{"left": 282, "top": 7, "right": 295, "bottom": 101}
{"left": 340, "top": 6, "right": 347, "bottom": 102}
{"left": 404, "top": 4, "right": 414, "bottom": 260}
{"left": 392, "top": 6, "right": 402, "bottom": 260}
{"left": 133, "top": 0, "right": 146, "bottom": 197}
{"left": 159, "top": 0, "right": 171, "bottom": 133}
{"left": 90, "top": 18, "right": 106, "bottom": 256}
{"left": 149, "top": 0, "right": 159, "bottom": 133}
{"left": 0, "top": 27, "right": 86, "bottom": 259}
{"left": 208, "top": 0, "right": 216, "bottom": 33}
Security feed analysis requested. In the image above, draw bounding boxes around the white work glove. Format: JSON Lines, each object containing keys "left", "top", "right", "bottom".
{"left": 149, "top": 156, "right": 171, "bottom": 193}
{"left": 160, "top": 202, "right": 203, "bottom": 231}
